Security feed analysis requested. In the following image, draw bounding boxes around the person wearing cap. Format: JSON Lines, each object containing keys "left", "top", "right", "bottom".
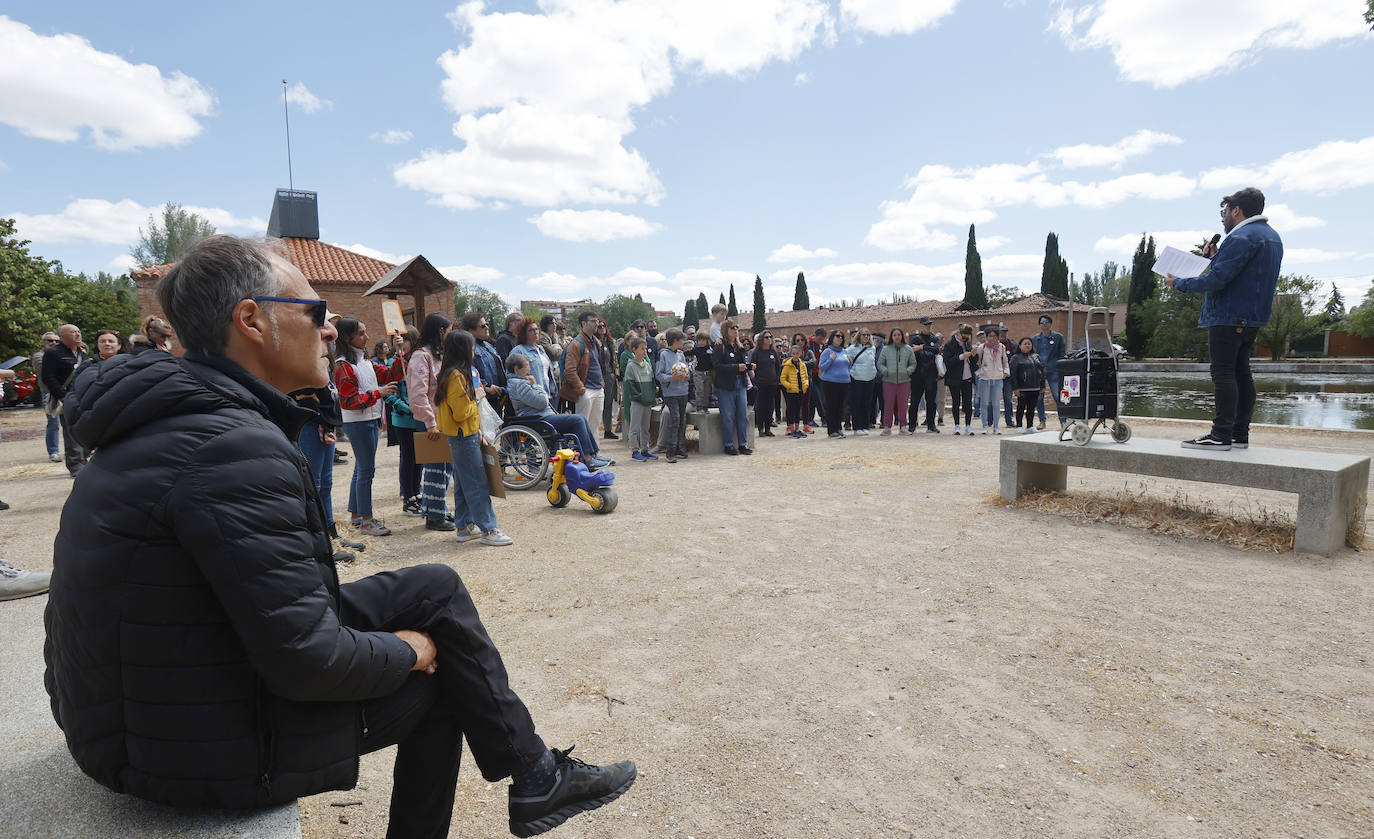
{"left": 1031, "top": 314, "right": 1066, "bottom": 429}
{"left": 997, "top": 325, "right": 1015, "bottom": 427}
{"left": 909, "top": 317, "right": 941, "bottom": 433}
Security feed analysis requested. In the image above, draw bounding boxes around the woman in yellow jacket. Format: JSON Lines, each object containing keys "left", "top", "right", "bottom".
{"left": 435, "top": 329, "right": 512, "bottom": 546}
{"left": 779, "top": 342, "right": 811, "bottom": 439}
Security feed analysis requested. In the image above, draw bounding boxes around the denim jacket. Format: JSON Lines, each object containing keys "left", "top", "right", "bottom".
{"left": 1031, "top": 330, "right": 1065, "bottom": 376}
{"left": 1172, "top": 216, "right": 1283, "bottom": 328}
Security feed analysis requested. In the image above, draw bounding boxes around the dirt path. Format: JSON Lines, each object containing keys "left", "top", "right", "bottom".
{"left": 3, "top": 406, "right": 1370, "bottom": 838}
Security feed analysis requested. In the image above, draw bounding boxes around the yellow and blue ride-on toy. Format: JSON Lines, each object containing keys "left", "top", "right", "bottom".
{"left": 546, "top": 448, "right": 618, "bottom": 514}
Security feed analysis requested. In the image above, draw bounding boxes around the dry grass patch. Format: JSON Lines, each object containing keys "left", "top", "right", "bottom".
{"left": 989, "top": 483, "right": 1301, "bottom": 553}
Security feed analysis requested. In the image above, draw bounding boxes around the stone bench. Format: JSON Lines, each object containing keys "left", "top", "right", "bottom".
{"left": 998, "top": 435, "right": 1370, "bottom": 556}
{"left": 2, "top": 595, "right": 301, "bottom": 838}
{"left": 686, "top": 409, "right": 754, "bottom": 454}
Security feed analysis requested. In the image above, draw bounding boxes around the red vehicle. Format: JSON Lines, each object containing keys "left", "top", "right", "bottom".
{"left": 1, "top": 357, "right": 40, "bottom": 408}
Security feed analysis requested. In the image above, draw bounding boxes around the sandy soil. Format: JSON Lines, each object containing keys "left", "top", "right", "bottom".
{"left": 2, "top": 405, "right": 1371, "bottom": 839}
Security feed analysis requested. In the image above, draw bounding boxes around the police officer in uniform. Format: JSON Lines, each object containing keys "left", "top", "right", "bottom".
{"left": 909, "top": 316, "right": 942, "bottom": 433}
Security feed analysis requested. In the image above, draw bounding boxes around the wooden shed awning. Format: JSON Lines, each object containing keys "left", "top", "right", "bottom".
{"left": 361, "top": 255, "right": 455, "bottom": 298}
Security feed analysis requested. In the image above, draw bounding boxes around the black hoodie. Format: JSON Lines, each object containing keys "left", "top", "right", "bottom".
{"left": 45, "top": 350, "right": 415, "bottom": 809}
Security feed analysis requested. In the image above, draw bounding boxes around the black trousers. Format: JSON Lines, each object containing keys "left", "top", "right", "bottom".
{"left": 822, "top": 380, "right": 847, "bottom": 435}
{"left": 784, "top": 391, "right": 802, "bottom": 424}
{"left": 345, "top": 564, "right": 547, "bottom": 839}
{"left": 396, "top": 429, "right": 419, "bottom": 499}
{"left": 59, "top": 410, "right": 87, "bottom": 475}
{"left": 910, "top": 374, "right": 939, "bottom": 430}
{"left": 1208, "top": 325, "right": 1260, "bottom": 443}
{"left": 850, "top": 379, "right": 876, "bottom": 430}
{"left": 756, "top": 384, "right": 780, "bottom": 431}
{"left": 947, "top": 377, "right": 973, "bottom": 425}
{"left": 1015, "top": 391, "right": 1038, "bottom": 427}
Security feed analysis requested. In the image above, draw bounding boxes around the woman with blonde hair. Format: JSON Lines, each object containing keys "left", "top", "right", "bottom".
{"left": 710, "top": 319, "right": 753, "bottom": 455}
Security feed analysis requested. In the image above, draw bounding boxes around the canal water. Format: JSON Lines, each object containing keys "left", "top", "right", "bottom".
{"left": 1118, "top": 373, "right": 1374, "bottom": 431}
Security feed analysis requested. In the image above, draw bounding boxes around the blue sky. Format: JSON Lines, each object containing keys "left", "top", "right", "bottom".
{"left": 3, "top": 1, "right": 1372, "bottom": 317}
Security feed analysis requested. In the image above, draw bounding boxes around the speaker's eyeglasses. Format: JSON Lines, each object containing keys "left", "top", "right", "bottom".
{"left": 251, "top": 296, "right": 328, "bottom": 327}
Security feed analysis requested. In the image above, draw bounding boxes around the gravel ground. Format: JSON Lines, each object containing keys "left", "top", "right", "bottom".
{"left": 3, "top": 405, "right": 1371, "bottom": 839}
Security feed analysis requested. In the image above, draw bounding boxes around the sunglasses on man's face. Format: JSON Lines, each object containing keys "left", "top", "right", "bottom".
{"left": 251, "top": 296, "right": 329, "bottom": 327}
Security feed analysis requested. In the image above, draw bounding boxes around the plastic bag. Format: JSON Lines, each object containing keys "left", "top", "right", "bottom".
{"left": 479, "top": 398, "right": 502, "bottom": 445}
{"left": 935, "top": 353, "right": 947, "bottom": 377}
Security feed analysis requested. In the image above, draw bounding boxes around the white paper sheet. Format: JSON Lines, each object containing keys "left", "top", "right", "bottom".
{"left": 1152, "top": 246, "right": 1212, "bottom": 279}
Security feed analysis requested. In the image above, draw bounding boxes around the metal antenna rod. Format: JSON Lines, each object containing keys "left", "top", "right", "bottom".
{"left": 282, "top": 80, "right": 294, "bottom": 191}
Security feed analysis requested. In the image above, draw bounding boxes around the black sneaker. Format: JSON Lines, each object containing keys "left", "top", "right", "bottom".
{"left": 508, "top": 746, "right": 637, "bottom": 838}
{"left": 1232, "top": 439, "right": 1249, "bottom": 449}
{"left": 402, "top": 498, "right": 423, "bottom": 517}
{"left": 738, "top": 446, "right": 753, "bottom": 455}
{"left": 333, "top": 550, "right": 355, "bottom": 564}
{"left": 724, "top": 446, "right": 739, "bottom": 455}
{"left": 425, "top": 517, "right": 457, "bottom": 532}
{"left": 602, "top": 432, "right": 619, "bottom": 440}
{"left": 1181, "top": 433, "right": 1231, "bottom": 451}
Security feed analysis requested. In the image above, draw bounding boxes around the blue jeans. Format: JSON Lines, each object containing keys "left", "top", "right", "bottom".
{"left": 1037, "top": 372, "right": 1061, "bottom": 423}
{"left": 718, "top": 386, "right": 749, "bottom": 448}
{"left": 45, "top": 413, "right": 60, "bottom": 457}
{"left": 978, "top": 378, "right": 1003, "bottom": 430}
{"left": 1002, "top": 376, "right": 1015, "bottom": 426}
{"left": 544, "top": 413, "right": 598, "bottom": 457}
{"left": 447, "top": 430, "right": 498, "bottom": 533}
{"left": 297, "top": 419, "right": 335, "bottom": 526}
{"left": 343, "top": 419, "right": 380, "bottom": 518}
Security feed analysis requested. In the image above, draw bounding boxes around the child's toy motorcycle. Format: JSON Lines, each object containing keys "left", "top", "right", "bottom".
{"left": 546, "top": 448, "right": 618, "bottom": 514}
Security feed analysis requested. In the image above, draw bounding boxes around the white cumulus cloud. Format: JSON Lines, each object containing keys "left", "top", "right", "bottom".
{"left": 337, "top": 243, "right": 408, "bottom": 264}
{"left": 1263, "top": 203, "right": 1325, "bottom": 231}
{"left": 1093, "top": 230, "right": 1213, "bottom": 256}
{"left": 371, "top": 129, "right": 414, "bottom": 144}
{"left": 8, "top": 198, "right": 263, "bottom": 245}
{"left": 794, "top": 71, "right": 811, "bottom": 85}
{"left": 841, "top": 0, "right": 960, "bottom": 36}
{"left": 768, "top": 243, "right": 838, "bottom": 263}
{"left": 285, "top": 81, "right": 331, "bottom": 113}
{"left": 1200, "top": 136, "right": 1374, "bottom": 193}
{"left": 395, "top": 0, "right": 830, "bottom": 209}
{"left": 530, "top": 209, "right": 662, "bottom": 242}
{"left": 1050, "top": 129, "right": 1182, "bottom": 168}
{"left": 1052, "top": 0, "right": 1370, "bottom": 88}
{"left": 0, "top": 16, "right": 214, "bottom": 150}
{"left": 437, "top": 264, "right": 505, "bottom": 285}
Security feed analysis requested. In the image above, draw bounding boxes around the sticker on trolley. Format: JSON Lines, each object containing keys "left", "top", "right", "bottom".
{"left": 1061, "top": 375, "right": 1080, "bottom": 400}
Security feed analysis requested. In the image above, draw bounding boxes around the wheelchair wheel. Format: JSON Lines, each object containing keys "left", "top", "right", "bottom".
{"left": 495, "top": 425, "right": 550, "bottom": 490}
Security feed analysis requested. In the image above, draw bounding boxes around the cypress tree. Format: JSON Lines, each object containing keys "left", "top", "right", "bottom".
{"left": 963, "top": 224, "right": 988, "bottom": 310}
{"left": 1124, "top": 234, "right": 1159, "bottom": 358}
{"left": 727, "top": 284, "right": 738, "bottom": 317}
{"left": 684, "top": 298, "right": 697, "bottom": 326}
{"left": 752, "top": 275, "right": 767, "bottom": 333}
{"left": 697, "top": 292, "right": 710, "bottom": 319}
{"left": 793, "top": 271, "right": 810, "bottom": 310}
{"left": 718, "top": 292, "right": 726, "bottom": 307}
{"left": 1041, "top": 232, "right": 1070, "bottom": 298}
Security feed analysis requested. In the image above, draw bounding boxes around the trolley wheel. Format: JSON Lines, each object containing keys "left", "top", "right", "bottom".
{"left": 549, "top": 484, "right": 571, "bottom": 508}
{"left": 588, "top": 488, "right": 618, "bottom": 514}
{"left": 1110, "top": 421, "right": 1132, "bottom": 443}
{"left": 1071, "top": 423, "right": 1091, "bottom": 446}
{"left": 1058, "top": 422, "right": 1075, "bottom": 443}
{"left": 495, "top": 425, "right": 550, "bottom": 490}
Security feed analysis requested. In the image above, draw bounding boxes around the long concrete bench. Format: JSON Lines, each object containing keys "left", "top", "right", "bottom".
{"left": 998, "top": 436, "right": 1370, "bottom": 556}
{"left": 686, "top": 409, "right": 754, "bottom": 454}
{"left": 1, "top": 595, "right": 301, "bottom": 838}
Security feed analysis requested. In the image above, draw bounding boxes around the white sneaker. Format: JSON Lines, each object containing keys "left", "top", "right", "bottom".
{"left": 855, "top": 429, "right": 868, "bottom": 436}
{"left": 454, "top": 524, "right": 480, "bottom": 543}
{"left": 481, "top": 529, "right": 513, "bottom": 546}
{"left": 49, "top": 453, "right": 62, "bottom": 463}
{"left": 964, "top": 426, "right": 972, "bottom": 435}
{"left": 0, "top": 558, "right": 50, "bottom": 601}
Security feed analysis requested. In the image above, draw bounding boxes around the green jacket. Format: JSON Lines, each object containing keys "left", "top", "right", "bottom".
{"left": 622, "top": 357, "right": 656, "bottom": 407}
{"left": 877, "top": 343, "right": 918, "bottom": 384}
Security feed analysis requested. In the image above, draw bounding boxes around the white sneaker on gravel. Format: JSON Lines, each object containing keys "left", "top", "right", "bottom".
{"left": 455, "top": 524, "right": 480, "bottom": 543}
{"left": 481, "top": 529, "right": 513, "bottom": 547}
{"left": 0, "top": 558, "right": 50, "bottom": 601}
{"left": 49, "top": 453, "right": 62, "bottom": 463}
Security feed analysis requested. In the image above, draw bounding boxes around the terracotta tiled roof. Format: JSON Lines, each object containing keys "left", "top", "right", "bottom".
{"left": 696, "top": 293, "right": 1122, "bottom": 333}
{"left": 282, "top": 238, "right": 394, "bottom": 287}
{"left": 128, "top": 238, "right": 396, "bottom": 288}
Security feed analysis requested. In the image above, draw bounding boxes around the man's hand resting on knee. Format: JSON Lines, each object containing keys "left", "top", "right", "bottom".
{"left": 395, "top": 630, "right": 438, "bottom": 674}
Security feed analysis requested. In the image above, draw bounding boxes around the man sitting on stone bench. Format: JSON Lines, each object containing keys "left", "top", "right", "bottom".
{"left": 44, "top": 235, "right": 635, "bottom": 839}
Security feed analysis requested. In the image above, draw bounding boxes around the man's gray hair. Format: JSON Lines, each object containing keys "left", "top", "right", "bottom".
{"left": 157, "top": 235, "right": 288, "bottom": 354}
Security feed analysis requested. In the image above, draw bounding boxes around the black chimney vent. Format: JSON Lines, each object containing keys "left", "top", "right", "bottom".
{"left": 267, "top": 189, "right": 319, "bottom": 239}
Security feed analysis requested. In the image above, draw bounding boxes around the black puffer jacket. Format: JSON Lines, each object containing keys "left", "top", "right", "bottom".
{"left": 44, "top": 350, "right": 416, "bottom": 809}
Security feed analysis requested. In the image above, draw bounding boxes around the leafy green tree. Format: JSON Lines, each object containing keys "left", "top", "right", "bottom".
{"left": 1256, "top": 274, "right": 1321, "bottom": 360}
{"left": 1123, "top": 234, "right": 1158, "bottom": 358}
{"left": 727, "top": 284, "right": 738, "bottom": 317}
{"left": 792, "top": 272, "right": 810, "bottom": 310}
{"left": 751, "top": 275, "right": 767, "bottom": 333}
{"left": 963, "top": 224, "right": 987, "bottom": 310}
{"left": 1040, "top": 232, "right": 1070, "bottom": 298}
{"left": 453, "top": 283, "right": 512, "bottom": 332}
{"left": 1346, "top": 283, "right": 1374, "bottom": 338}
{"left": 1138, "top": 287, "right": 1207, "bottom": 360}
{"left": 1322, "top": 283, "right": 1346, "bottom": 326}
{"left": 984, "top": 284, "right": 1024, "bottom": 309}
{"left": 1367, "top": 0, "right": 1373, "bottom": 29}
{"left": 520, "top": 303, "right": 550, "bottom": 322}
{"left": 598, "top": 293, "right": 658, "bottom": 339}
{"left": 129, "top": 203, "right": 217, "bottom": 269}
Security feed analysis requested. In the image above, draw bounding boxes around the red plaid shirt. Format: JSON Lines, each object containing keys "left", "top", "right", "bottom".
{"left": 334, "top": 358, "right": 402, "bottom": 411}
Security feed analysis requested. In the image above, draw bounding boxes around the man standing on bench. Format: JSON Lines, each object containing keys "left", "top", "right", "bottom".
{"left": 44, "top": 235, "right": 635, "bottom": 839}
{"left": 1166, "top": 187, "right": 1282, "bottom": 452}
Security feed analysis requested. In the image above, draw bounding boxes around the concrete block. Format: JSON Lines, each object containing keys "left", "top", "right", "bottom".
{"left": 687, "top": 410, "right": 754, "bottom": 454}
{"left": 997, "top": 435, "right": 1370, "bottom": 556}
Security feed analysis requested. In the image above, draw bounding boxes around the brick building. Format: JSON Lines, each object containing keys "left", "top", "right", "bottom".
{"left": 703, "top": 293, "right": 1121, "bottom": 346}
{"left": 132, "top": 190, "right": 455, "bottom": 349}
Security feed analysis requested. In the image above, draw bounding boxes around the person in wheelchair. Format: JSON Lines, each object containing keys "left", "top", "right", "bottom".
{"left": 506, "top": 354, "right": 613, "bottom": 470}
